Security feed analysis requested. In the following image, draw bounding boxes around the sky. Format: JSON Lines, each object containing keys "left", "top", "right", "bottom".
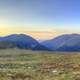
{"left": 0, "top": 0, "right": 80, "bottom": 40}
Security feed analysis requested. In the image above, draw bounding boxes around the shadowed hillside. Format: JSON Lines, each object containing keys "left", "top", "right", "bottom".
{"left": 42, "top": 34, "right": 80, "bottom": 51}
{"left": 0, "top": 34, "right": 50, "bottom": 51}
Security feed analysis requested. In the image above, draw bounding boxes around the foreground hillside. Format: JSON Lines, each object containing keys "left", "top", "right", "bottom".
{"left": 0, "top": 49, "right": 80, "bottom": 80}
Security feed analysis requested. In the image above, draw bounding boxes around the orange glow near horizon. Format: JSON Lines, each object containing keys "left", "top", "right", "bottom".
{"left": 0, "top": 25, "right": 79, "bottom": 40}
{"left": 0, "top": 29, "right": 77, "bottom": 40}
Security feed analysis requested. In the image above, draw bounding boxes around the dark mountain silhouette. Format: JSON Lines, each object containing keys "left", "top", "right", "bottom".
{"left": 0, "top": 33, "right": 80, "bottom": 51}
{"left": 41, "top": 34, "right": 80, "bottom": 51}
{"left": 0, "top": 34, "right": 50, "bottom": 51}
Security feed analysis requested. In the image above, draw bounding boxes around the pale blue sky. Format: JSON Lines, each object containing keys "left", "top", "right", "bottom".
{"left": 0, "top": 0, "right": 80, "bottom": 39}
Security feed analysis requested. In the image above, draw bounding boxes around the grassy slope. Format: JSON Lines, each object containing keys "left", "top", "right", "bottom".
{"left": 0, "top": 49, "right": 80, "bottom": 80}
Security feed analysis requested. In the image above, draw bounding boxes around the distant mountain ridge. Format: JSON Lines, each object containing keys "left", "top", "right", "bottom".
{"left": 41, "top": 34, "right": 80, "bottom": 51}
{"left": 0, "top": 34, "right": 50, "bottom": 51}
{"left": 0, "top": 33, "right": 80, "bottom": 51}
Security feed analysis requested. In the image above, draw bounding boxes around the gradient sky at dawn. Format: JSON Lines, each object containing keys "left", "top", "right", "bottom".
{"left": 0, "top": 0, "right": 80, "bottom": 40}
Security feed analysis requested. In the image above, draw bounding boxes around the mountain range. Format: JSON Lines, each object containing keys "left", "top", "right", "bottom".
{"left": 0, "top": 34, "right": 80, "bottom": 51}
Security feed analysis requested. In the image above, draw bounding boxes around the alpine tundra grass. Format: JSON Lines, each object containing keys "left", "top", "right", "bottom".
{"left": 0, "top": 49, "right": 80, "bottom": 80}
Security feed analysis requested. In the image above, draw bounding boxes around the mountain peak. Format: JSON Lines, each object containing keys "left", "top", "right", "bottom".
{"left": 0, "top": 34, "right": 50, "bottom": 51}
{"left": 41, "top": 34, "right": 80, "bottom": 51}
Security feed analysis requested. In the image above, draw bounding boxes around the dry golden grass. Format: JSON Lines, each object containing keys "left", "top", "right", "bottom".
{"left": 0, "top": 49, "right": 80, "bottom": 80}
